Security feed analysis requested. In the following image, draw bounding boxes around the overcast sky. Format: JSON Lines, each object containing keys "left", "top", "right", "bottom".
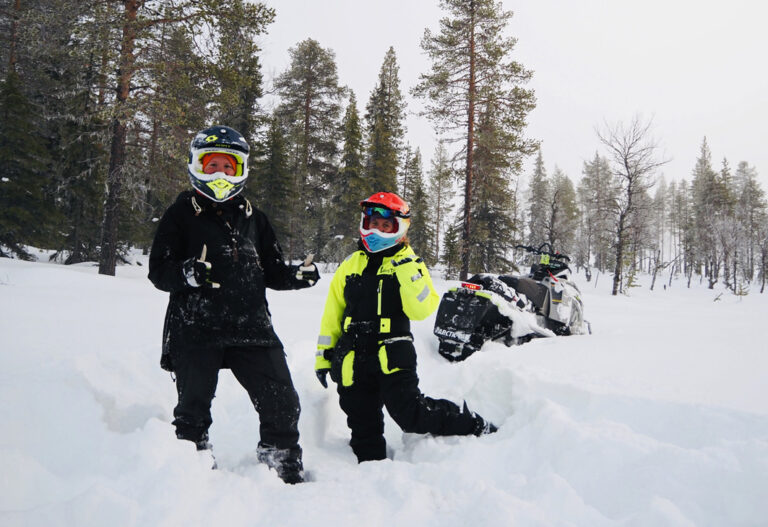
{"left": 258, "top": 0, "right": 768, "bottom": 190}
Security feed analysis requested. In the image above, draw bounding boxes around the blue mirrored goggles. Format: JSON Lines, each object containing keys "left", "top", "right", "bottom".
{"left": 363, "top": 206, "right": 395, "bottom": 219}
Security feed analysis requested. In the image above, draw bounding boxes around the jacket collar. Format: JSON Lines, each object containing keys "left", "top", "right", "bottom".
{"left": 186, "top": 190, "right": 252, "bottom": 217}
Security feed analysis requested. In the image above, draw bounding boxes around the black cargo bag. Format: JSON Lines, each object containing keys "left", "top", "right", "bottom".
{"left": 433, "top": 288, "right": 501, "bottom": 362}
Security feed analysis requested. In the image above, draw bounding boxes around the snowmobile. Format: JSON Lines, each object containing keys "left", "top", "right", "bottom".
{"left": 433, "top": 243, "right": 590, "bottom": 362}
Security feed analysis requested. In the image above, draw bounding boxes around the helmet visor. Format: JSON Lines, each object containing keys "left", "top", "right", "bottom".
{"left": 190, "top": 149, "right": 247, "bottom": 182}
{"left": 363, "top": 206, "right": 395, "bottom": 219}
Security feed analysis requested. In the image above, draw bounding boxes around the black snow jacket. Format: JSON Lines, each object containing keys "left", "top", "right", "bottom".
{"left": 149, "top": 191, "right": 312, "bottom": 370}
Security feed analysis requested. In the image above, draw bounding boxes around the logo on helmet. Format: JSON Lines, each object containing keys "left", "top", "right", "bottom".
{"left": 206, "top": 179, "right": 235, "bottom": 201}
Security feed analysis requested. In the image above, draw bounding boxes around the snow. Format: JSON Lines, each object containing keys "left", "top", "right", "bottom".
{"left": 1, "top": 253, "right": 767, "bottom": 527}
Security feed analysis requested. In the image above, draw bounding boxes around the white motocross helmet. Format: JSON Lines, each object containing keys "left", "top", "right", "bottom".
{"left": 187, "top": 125, "right": 249, "bottom": 202}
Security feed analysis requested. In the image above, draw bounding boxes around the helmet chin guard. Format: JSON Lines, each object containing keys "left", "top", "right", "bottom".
{"left": 359, "top": 212, "right": 410, "bottom": 253}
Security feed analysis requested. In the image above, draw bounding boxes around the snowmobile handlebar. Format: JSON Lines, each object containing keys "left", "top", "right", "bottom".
{"left": 515, "top": 244, "right": 571, "bottom": 262}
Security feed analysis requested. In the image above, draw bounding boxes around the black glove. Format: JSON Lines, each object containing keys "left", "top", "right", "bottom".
{"left": 295, "top": 254, "right": 320, "bottom": 285}
{"left": 183, "top": 244, "right": 220, "bottom": 288}
{"left": 315, "top": 368, "right": 330, "bottom": 389}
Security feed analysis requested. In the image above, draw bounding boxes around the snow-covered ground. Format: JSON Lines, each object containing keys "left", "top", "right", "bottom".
{"left": 1, "top": 252, "right": 767, "bottom": 527}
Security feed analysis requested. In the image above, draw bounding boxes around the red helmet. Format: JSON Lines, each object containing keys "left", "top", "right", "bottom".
{"left": 359, "top": 192, "right": 411, "bottom": 252}
{"left": 359, "top": 192, "right": 411, "bottom": 218}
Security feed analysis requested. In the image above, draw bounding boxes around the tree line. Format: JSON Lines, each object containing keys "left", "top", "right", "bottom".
{"left": 528, "top": 122, "right": 768, "bottom": 294}
{"left": 1, "top": 0, "right": 765, "bottom": 295}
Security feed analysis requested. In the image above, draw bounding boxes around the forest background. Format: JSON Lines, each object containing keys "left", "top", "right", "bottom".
{"left": 1, "top": 0, "right": 766, "bottom": 296}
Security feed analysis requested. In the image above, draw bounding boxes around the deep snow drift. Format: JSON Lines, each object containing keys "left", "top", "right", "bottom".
{"left": 1, "top": 253, "right": 767, "bottom": 527}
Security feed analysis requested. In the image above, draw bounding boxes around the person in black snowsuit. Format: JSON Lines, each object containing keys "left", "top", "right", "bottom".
{"left": 314, "top": 192, "right": 497, "bottom": 463}
{"left": 148, "top": 126, "right": 319, "bottom": 484}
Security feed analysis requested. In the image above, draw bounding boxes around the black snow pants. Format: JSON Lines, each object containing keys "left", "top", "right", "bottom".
{"left": 172, "top": 342, "right": 301, "bottom": 459}
{"left": 335, "top": 338, "right": 478, "bottom": 462}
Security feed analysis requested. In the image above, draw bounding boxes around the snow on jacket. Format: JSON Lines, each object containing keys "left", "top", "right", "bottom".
{"left": 149, "top": 190, "right": 311, "bottom": 369}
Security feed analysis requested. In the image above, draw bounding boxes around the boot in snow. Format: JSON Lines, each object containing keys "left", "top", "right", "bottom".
{"left": 196, "top": 439, "right": 218, "bottom": 470}
{"left": 257, "top": 443, "right": 305, "bottom": 484}
{"left": 463, "top": 402, "right": 498, "bottom": 436}
{"left": 472, "top": 416, "right": 499, "bottom": 436}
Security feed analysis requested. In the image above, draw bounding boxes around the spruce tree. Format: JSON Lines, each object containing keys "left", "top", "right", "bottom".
{"left": 364, "top": 47, "right": 406, "bottom": 194}
{"left": 427, "top": 140, "right": 455, "bottom": 262}
{"left": 0, "top": 71, "right": 50, "bottom": 258}
{"left": 526, "top": 150, "right": 549, "bottom": 247}
{"left": 441, "top": 220, "right": 462, "bottom": 279}
{"left": 734, "top": 161, "right": 767, "bottom": 280}
{"left": 690, "top": 137, "right": 728, "bottom": 287}
{"left": 400, "top": 146, "right": 424, "bottom": 204}
{"left": 326, "top": 91, "right": 365, "bottom": 261}
{"left": 251, "top": 115, "right": 295, "bottom": 245}
{"left": 577, "top": 152, "right": 618, "bottom": 273}
{"left": 403, "top": 149, "right": 436, "bottom": 264}
{"left": 0, "top": 0, "right": 110, "bottom": 262}
{"left": 468, "top": 99, "right": 518, "bottom": 273}
{"left": 546, "top": 168, "right": 578, "bottom": 254}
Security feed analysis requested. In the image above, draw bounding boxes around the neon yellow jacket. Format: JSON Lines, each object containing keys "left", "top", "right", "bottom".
{"left": 315, "top": 244, "right": 439, "bottom": 371}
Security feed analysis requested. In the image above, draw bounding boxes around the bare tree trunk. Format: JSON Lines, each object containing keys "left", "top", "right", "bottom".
{"left": 460, "top": 1, "right": 476, "bottom": 281}
{"left": 435, "top": 192, "right": 442, "bottom": 261}
{"left": 650, "top": 250, "right": 660, "bottom": 291}
{"left": 612, "top": 209, "right": 628, "bottom": 295}
{"left": 8, "top": 0, "right": 20, "bottom": 73}
{"left": 99, "top": 0, "right": 140, "bottom": 276}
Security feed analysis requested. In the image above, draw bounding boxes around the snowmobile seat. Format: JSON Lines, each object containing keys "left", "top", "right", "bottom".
{"left": 510, "top": 276, "right": 549, "bottom": 313}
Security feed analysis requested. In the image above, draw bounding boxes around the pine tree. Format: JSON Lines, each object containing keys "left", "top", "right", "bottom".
{"left": 364, "top": 47, "right": 406, "bottom": 194}
{"left": 134, "top": 22, "right": 211, "bottom": 253}
{"left": 96, "top": 1, "right": 276, "bottom": 275}
{"left": 413, "top": 0, "right": 536, "bottom": 279}
{"left": 275, "top": 38, "right": 344, "bottom": 259}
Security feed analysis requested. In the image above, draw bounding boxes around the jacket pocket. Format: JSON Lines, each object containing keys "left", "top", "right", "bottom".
{"left": 378, "top": 338, "right": 416, "bottom": 374}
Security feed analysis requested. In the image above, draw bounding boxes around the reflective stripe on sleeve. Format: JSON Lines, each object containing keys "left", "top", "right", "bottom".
{"left": 417, "top": 285, "right": 430, "bottom": 302}
{"left": 317, "top": 335, "right": 332, "bottom": 347}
